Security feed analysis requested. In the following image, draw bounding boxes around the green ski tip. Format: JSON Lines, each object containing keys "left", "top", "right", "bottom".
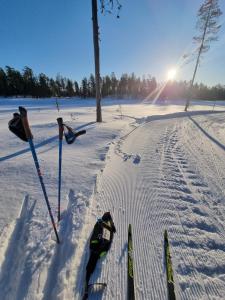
{"left": 164, "top": 230, "right": 176, "bottom": 300}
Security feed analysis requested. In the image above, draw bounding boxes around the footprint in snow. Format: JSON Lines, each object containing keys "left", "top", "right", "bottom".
{"left": 123, "top": 153, "right": 141, "bottom": 164}
{"left": 133, "top": 154, "right": 141, "bottom": 164}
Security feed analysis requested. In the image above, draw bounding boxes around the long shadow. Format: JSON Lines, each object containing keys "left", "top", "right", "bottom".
{"left": 0, "top": 196, "right": 36, "bottom": 300}
{"left": 74, "top": 237, "right": 90, "bottom": 298}
{"left": 16, "top": 229, "right": 52, "bottom": 300}
{"left": 189, "top": 116, "right": 225, "bottom": 152}
{"left": 145, "top": 109, "right": 225, "bottom": 123}
{"left": 42, "top": 189, "right": 91, "bottom": 300}
{"left": 0, "top": 122, "right": 95, "bottom": 163}
{"left": 42, "top": 190, "right": 77, "bottom": 300}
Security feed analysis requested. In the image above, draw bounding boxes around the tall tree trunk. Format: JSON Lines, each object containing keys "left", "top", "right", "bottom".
{"left": 92, "top": 0, "right": 102, "bottom": 122}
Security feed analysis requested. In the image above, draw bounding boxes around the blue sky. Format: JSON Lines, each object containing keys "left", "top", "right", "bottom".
{"left": 0, "top": 0, "right": 224, "bottom": 86}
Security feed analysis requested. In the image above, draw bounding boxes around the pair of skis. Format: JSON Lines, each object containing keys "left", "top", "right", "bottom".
{"left": 128, "top": 226, "right": 176, "bottom": 300}
{"left": 82, "top": 225, "right": 175, "bottom": 299}
{"left": 8, "top": 106, "right": 86, "bottom": 244}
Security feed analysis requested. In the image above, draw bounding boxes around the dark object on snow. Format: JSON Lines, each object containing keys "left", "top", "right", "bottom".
{"left": 63, "top": 123, "right": 86, "bottom": 144}
{"left": 8, "top": 112, "right": 28, "bottom": 142}
{"left": 128, "top": 224, "right": 135, "bottom": 300}
{"left": 83, "top": 212, "right": 116, "bottom": 300}
{"left": 164, "top": 230, "right": 176, "bottom": 300}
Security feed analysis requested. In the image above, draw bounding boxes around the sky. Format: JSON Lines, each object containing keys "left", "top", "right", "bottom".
{"left": 0, "top": 0, "right": 225, "bottom": 86}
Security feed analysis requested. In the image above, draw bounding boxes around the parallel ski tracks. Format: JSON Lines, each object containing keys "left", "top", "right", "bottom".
{"left": 159, "top": 119, "right": 225, "bottom": 299}
{"left": 94, "top": 115, "right": 225, "bottom": 299}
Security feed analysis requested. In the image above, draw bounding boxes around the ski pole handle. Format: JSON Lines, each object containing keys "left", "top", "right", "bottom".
{"left": 74, "top": 130, "right": 86, "bottom": 138}
{"left": 57, "top": 117, "right": 64, "bottom": 140}
{"left": 19, "top": 106, "right": 33, "bottom": 140}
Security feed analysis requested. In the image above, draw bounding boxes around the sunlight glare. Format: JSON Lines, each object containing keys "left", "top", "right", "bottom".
{"left": 167, "top": 68, "right": 177, "bottom": 81}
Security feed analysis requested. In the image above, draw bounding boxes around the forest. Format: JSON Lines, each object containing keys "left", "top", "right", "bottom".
{"left": 0, "top": 65, "right": 225, "bottom": 100}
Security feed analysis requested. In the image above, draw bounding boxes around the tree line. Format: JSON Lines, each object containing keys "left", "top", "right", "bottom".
{"left": 0, "top": 65, "right": 224, "bottom": 100}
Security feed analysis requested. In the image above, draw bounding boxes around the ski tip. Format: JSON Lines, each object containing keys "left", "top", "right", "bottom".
{"left": 164, "top": 229, "right": 168, "bottom": 239}
{"left": 128, "top": 224, "right": 132, "bottom": 232}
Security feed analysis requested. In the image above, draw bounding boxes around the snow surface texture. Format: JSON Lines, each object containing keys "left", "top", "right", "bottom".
{"left": 0, "top": 98, "right": 225, "bottom": 299}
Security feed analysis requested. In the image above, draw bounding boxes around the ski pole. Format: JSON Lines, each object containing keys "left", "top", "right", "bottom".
{"left": 57, "top": 117, "right": 64, "bottom": 223}
{"left": 19, "top": 106, "right": 60, "bottom": 244}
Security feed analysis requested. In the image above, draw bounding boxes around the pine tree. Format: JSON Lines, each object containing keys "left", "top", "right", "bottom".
{"left": 66, "top": 79, "right": 75, "bottom": 97}
{"left": 5, "top": 66, "right": 24, "bottom": 96}
{"left": 0, "top": 68, "right": 8, "bottom": 96}
{"left": 110, "top": 72, "right": 118, "bottom": 97}
{"left": 81, "top": 77, "right": 88, "bottom": 98}
{"left": 185, "top": 0, "right": 222, "bottom": 111}
{"left": 89, "top": 74, "right": 96, "bottom": 97}
{"left": 38, "top": 73, "right": 51, "bottom": 97}
{"left": 74, "top": 81, "right": 80, "bottom": 97}
{"left": 23, "top": 66, "right": 36, "bottom": 97}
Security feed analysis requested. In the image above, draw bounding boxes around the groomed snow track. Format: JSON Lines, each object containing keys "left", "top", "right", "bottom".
{"left": 91, "top": 112, "right": 225, "bottom": 300}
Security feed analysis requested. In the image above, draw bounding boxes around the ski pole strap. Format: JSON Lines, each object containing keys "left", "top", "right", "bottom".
{"left": 74, "top": 129, "right": 86, "bottom": 138}
{"left": 19, "top": 106, "right": 33, "bottom": 140}
{"left": 57, "top": 117, "right": 64, "bottom": 140}
{"left": 63, "top": 124, "right": 86, "bottom": 144}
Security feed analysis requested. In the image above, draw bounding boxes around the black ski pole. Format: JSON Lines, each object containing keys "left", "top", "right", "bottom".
{"left": 57, "top": 117, "right": 64, "bottom": 223}
{"left": 19, "top": 106, "right": 60, "bottom": 244}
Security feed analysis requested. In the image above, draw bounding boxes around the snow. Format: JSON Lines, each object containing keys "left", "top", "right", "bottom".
{"left": 1, "top": 97, "right": 225, "bottom": 299}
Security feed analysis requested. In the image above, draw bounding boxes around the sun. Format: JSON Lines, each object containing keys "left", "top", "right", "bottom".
{"left": 167, "top": 68, "right": 177, "bottom": 81}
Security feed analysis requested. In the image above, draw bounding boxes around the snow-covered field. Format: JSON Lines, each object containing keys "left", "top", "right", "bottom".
{"left": 0, "top": 97, "right": 225, "bottom": 300}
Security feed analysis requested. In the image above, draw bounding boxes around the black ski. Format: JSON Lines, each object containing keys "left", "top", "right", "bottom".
{"left": 128, "top": 224, "right": 135, "bottom": 300}
{"left": 82, "top": 212, "right": 116, "bottom": 299}
{"left": 164, "top": 230, "right": 176, "bottom": 300}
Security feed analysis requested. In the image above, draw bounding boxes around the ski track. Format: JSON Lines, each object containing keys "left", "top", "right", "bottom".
{"left": 88, "top": 114, "right": 225, "bottom": 300}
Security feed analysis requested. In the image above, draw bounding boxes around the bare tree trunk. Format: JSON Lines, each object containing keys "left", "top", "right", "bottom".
{"left": 92, "top": 0, "right": 102, "bottom": 122}
{"left": 184, "top": 45, "right": 203, "bottom": 111}
{"left": 184, "top": 2, "right": 212, "bottom": 111}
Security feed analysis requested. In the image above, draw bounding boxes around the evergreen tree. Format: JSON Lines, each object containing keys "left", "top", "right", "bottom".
{"left": 55, "top": 74, "right": 63, "bottom": 97}
{"left": 38, "top": 73, "right": 51, "bottom": 97}
{"left": 185, "top": 0, "right": 222, "bottom": 111}
{"left": 22, "top": 66, "right": 36, "bottom": 97}
{"left": 0, "top": 68, "right": 8, "bottom": 96}
{"left": 74, "top": 81, "right": 80, "bottom": 97}
{"left": 5, "top": 66, "right": 24, "bottom": 96}
{"left": 49, "top": 78, "right": 57, "bottom": 96}
{"left": 66, "top": 79, "right": 75, "bottom": 97}
{"left": 89, "top": 74, "right": 96, "bottom": 97}
{"left": 81, "top": 77, "right": 88, "bottom": 98}
{"left": 110, "top": 72, "right": 118, "bottom": 97}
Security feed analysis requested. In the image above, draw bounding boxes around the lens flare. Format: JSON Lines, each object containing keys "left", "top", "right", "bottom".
{"left": 167, "top": 68, "right": 177, "bottom": 80}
